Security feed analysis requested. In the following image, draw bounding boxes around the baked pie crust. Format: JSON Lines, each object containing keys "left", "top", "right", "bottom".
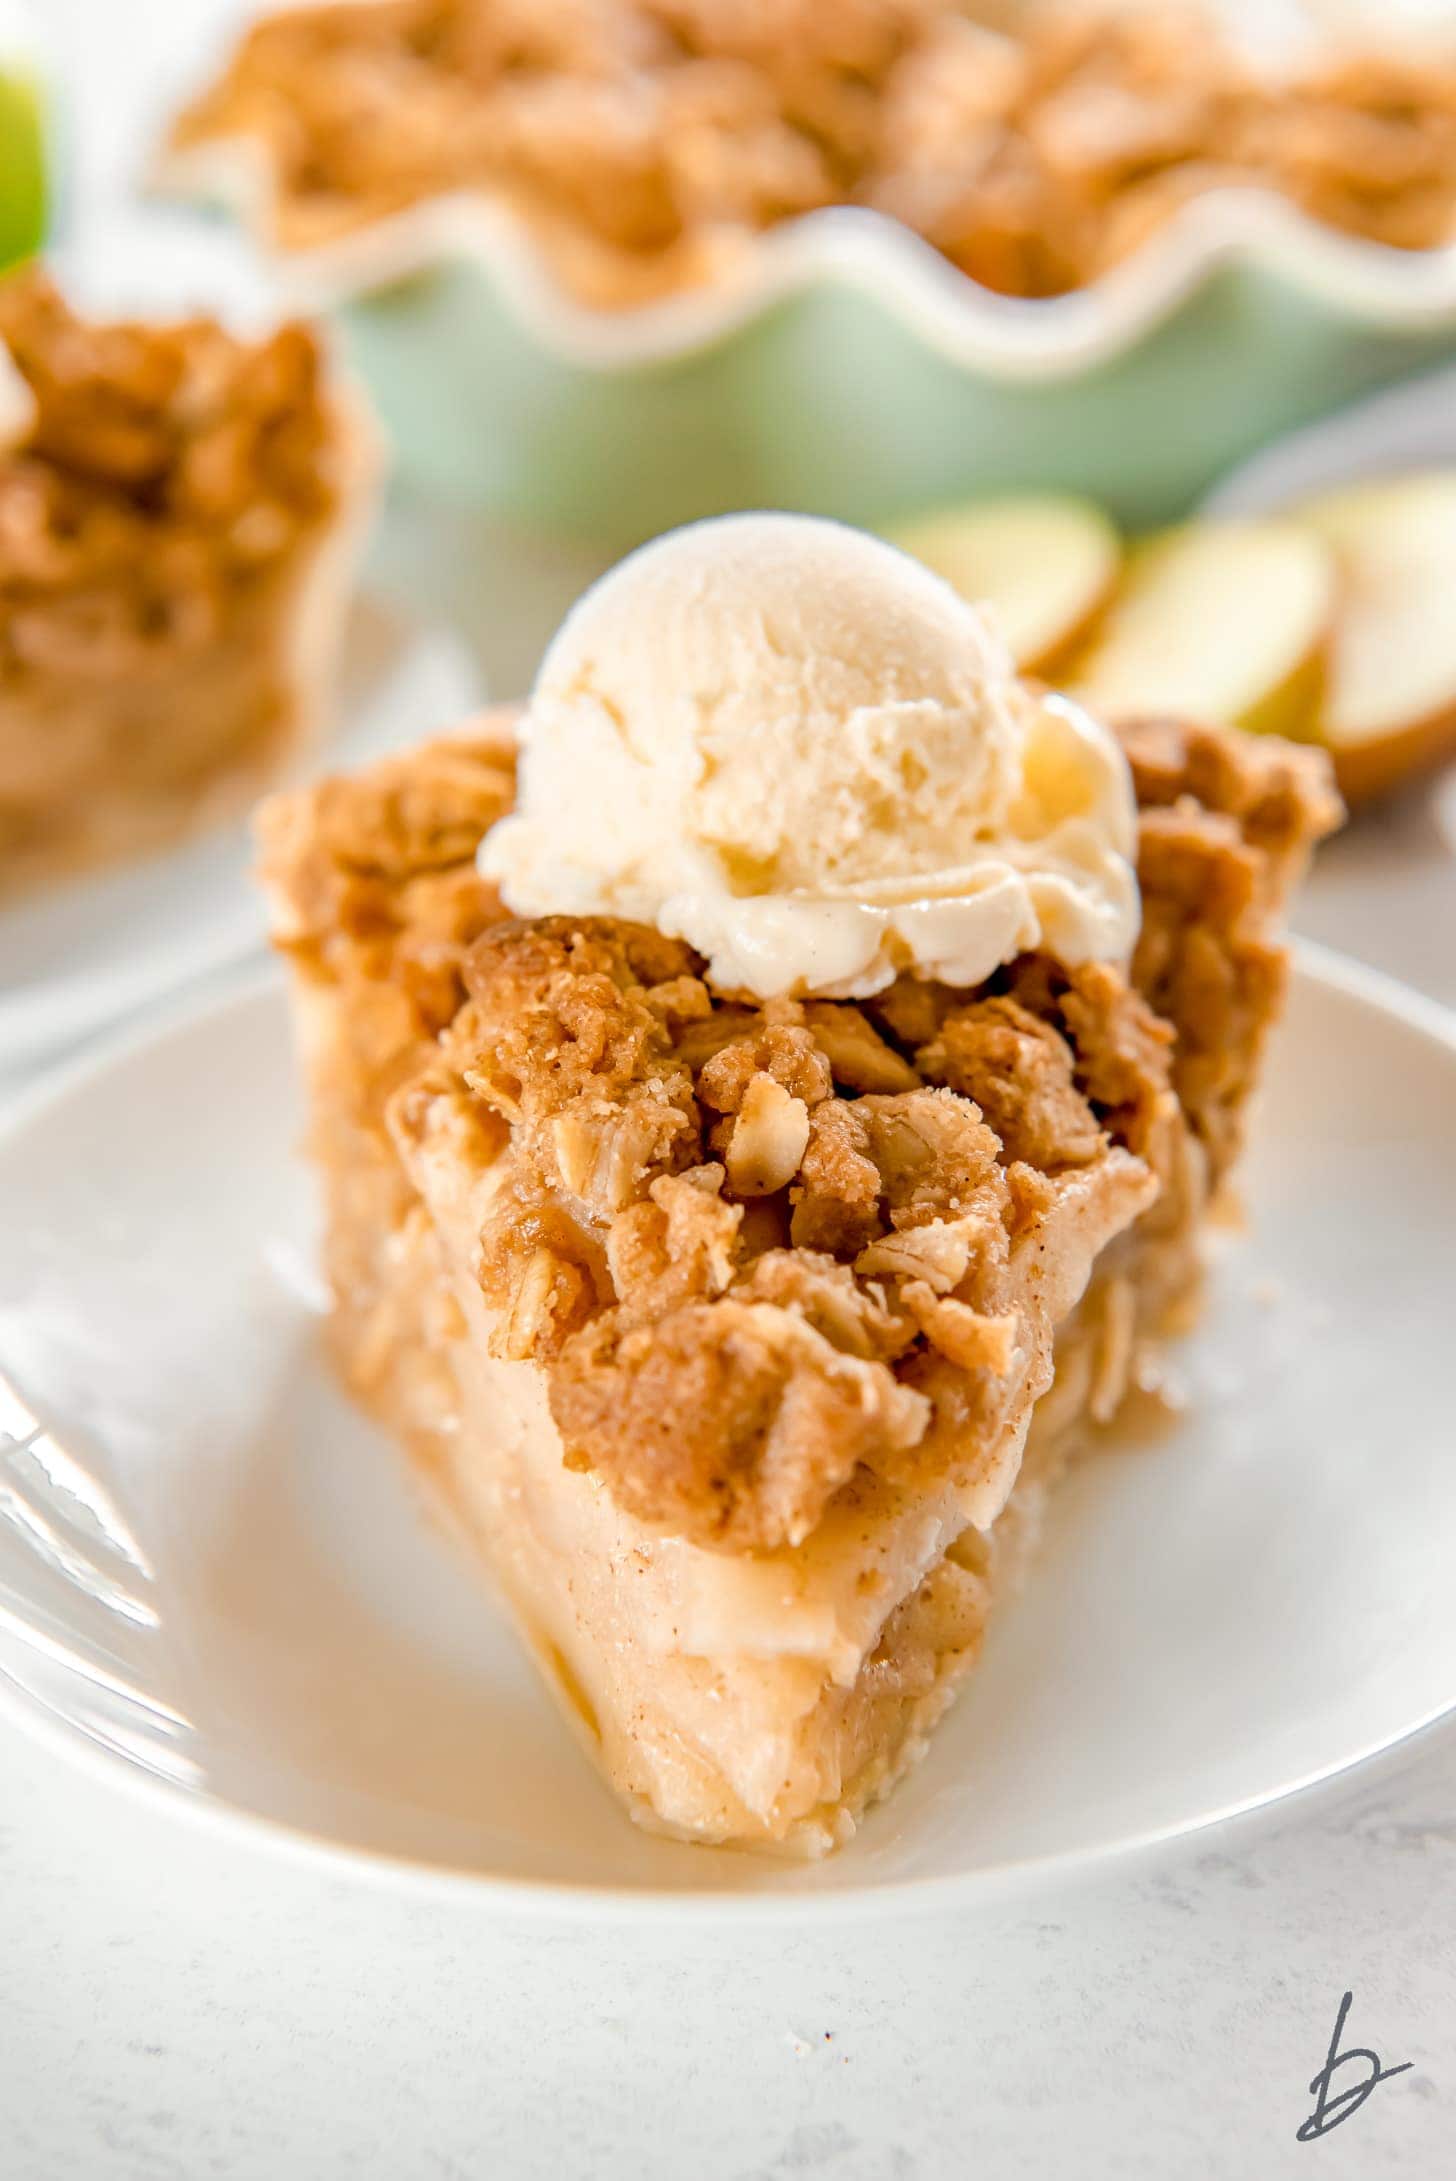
{"left": 258, "top": 706, "right": 1336, "bottom": 1851}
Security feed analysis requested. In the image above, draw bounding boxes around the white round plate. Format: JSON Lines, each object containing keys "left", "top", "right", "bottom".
{"left": 0, "top": 599, "right": 479, "bottom": 1082}
{"left": 2, "top": 951, "right": 1454, "bottom": 1918}
{"left": 1201, "top": 357, "right": 1456, "bottom": 520}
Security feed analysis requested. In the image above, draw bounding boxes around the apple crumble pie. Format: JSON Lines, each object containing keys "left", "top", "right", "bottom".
{"left": 0, "top": 270, "right": 373, "bottom": 897}
{"left": 259, "top": 694, "right": 1336, "bottom": 1852}
{"left": 169, "top": 0, "right": 1456, "bottom": 307}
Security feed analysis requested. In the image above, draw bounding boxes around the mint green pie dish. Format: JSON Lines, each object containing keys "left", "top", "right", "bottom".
{"left": 158, "top": 141, "right": 1456, "bottom": 547}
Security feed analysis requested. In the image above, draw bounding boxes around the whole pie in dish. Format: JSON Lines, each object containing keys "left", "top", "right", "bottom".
{"left": 168, "top": 0, "right": 1456, "bottom": 309}
{"left": 0, "top": 269, "right": 375, "bottom": 898}
{"left": 259, "top": 516, "right": 1337, "bottom": 1853}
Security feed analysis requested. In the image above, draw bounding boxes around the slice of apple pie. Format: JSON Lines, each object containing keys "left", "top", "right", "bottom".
{"left": 259, "top": 519, "right": 1336, "bottom": 1853}
{"left": 0, "top": 269, "right": 375, "bottom": 898}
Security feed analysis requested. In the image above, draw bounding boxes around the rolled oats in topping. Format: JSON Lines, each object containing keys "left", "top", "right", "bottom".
{"left": 0, "top": 271, "right": 341, "bottom": 683}
{"left": 171, "top": 1, "right": 1456, "bottom": 304}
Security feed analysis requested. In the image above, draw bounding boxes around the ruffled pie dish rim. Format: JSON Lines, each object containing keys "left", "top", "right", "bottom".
{"left": 156, "top": 125, "right": 1456, "bottom": 379}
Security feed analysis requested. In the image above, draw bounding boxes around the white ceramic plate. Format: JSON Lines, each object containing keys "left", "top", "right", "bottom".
{"left": 2, "top": 949, "right": 1454, "bottom": 1919}
{"left": 0, "top": 600, "right": 479, "bottom": 1082}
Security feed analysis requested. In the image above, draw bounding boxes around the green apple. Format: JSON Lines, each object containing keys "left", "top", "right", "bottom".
{"left": 0, "top": 61, "right": 46, "bottom": 273}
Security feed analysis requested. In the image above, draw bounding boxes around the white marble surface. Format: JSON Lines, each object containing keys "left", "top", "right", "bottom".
{"left": 3, "top": 5, "right": 1456, "bottom": 2176}
{"left": 2, "top": 1716, "right": 1453, "bottom": 2180}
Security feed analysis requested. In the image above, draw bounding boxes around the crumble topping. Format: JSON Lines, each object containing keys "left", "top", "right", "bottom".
{"left": 259, "top": 719, "right": 518, "bottom": 1040}
{"left": 173, "top": 1, "right": 1456, "bottom": 305}
{"left": 552, "top": 1287, "right": 934, "bottom": 1552}
{"left": 1268, "top": 53, "right": 1456, "bottom": 253}
{"left": 0, "top": 271, "right": 343, "bottom": 685}
{"left": 916, "top": 997, "right": 1106, "bottom": 1172}
{"left": 264, "top": 707, "right": 1335, "bottom": 1546}
{"left": 260, "top": 707, "right": 1335, "bottom": 1555}
{"left": 1118, "top": 714, "right": 1342, "bottom": 1180}
{"left": 443, "top": 923, "right": 1168, "bottom": 1550}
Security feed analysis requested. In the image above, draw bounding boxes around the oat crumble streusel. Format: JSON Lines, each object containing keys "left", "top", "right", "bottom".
{"left": 0, "top": 270, "right": 366, "bottom": 893}
{"left": 170, "top": 1, "right": 1456, "bottom": 306}
{"left": 259, "top": 708, "right": 1338, "bottom": 1555}
{"left": 0, "top": 271, "right": 340, "bottom": 682}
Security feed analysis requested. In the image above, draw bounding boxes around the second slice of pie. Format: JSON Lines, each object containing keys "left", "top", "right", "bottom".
{"left": 260, "top": 515, "right": 1337, "bottom": 1853}
{"left": 0, "top": 270, "right": 375, "bottom": 897}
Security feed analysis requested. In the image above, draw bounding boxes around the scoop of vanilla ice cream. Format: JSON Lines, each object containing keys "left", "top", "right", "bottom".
{"left": 481, "top": 514, "right": 1139, "bottom": 1000}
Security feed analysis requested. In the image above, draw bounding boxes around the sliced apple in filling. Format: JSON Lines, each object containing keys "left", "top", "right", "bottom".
{"left": 1067, "top": 520, "right": 1335, "bottom": 743}
{"left": 887, "top": 495, "right": 1121, "bottom": 674}
{"left": 1287, "top": 471, "right": 1456, "bottom": 803}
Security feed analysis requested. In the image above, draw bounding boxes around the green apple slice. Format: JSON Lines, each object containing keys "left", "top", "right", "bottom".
{"left": 1290, "top": 472, "right": 1456, "bottom": 803}
{"left": 1068, "top": 520, "right": 1335, "bottom": 743}
{"left": 889, "top": 495, "right": 1122, "bottom": 674}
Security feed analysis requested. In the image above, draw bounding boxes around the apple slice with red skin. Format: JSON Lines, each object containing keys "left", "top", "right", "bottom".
{"left": 1066, "top": 519, "right": 1336, "bottom": 747}
{"left": 1290, "top": 472, "right": 1456, "bottom": 804}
